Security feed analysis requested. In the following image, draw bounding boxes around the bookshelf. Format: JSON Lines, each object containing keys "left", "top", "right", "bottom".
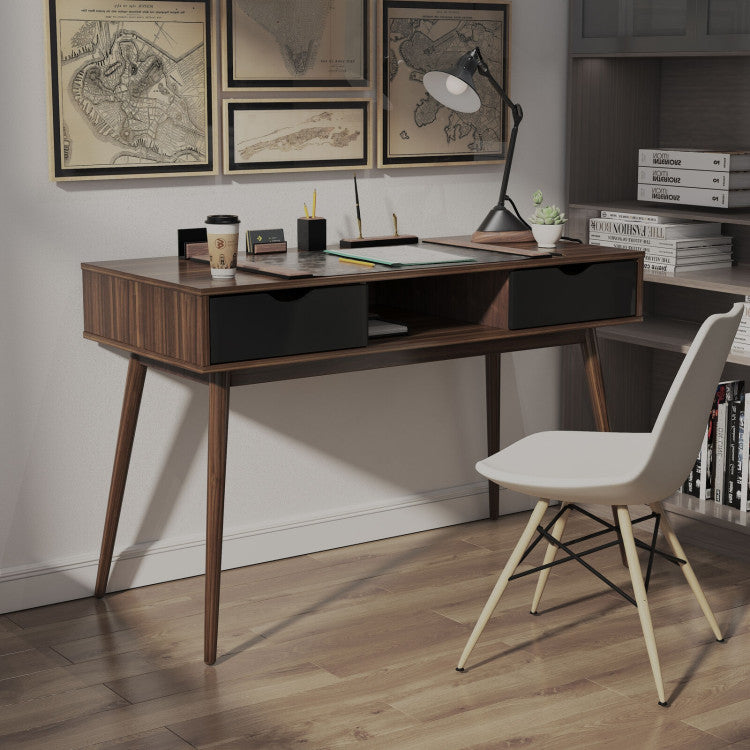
{"left": 564, "top": 1, "right": 750, "bottom": 534}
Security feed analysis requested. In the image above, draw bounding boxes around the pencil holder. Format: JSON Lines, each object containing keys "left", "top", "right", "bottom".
{"left": 298, "top": 217, "right": 326, "bottom": 251}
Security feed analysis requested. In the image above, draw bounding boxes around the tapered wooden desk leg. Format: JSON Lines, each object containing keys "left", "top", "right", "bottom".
{"left": 485, "top": 353, "right": 501, "bottom": 519}
{"left": 580, "top": 329, "right": 610, "bottom": 433}
{"left": 95, "top": 356, "right": 147, "bottom": 598}
{"left": 205, "top": 372, "right": 230, "bottom": 665}
{"left": 580, "top": 330, "right": 627, "bottom": 564}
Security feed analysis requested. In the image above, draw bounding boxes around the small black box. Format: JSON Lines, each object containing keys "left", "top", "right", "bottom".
{"left": 298, "top": 217, "right": 327, "bottom": 251}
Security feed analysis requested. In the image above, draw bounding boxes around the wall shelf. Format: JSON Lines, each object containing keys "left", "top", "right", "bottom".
{"left": 564, "top": 3, "right": 750, "bottom": 538}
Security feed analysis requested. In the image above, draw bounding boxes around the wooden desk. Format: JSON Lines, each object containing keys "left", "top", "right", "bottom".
{"left": 82, "top": 242, "right": 643, "bottom": 664}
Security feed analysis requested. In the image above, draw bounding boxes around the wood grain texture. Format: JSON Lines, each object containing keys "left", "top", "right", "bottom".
{"left": 3, "top": 511, "right": 749, "bottom": 748}
{"left": 568, "top": 57, "right": 661, "bottom": 204}
{"left": 485, "top": 353, "right": 501, "bottom": 519}
{"left": 95, "top": 355, "right": 147, "bottom": 598}
{"left": 83, "top": 269, "right": 208, "bottom": 368}
{"left": 205, "top": 373, "right": 230, "bottom": 665}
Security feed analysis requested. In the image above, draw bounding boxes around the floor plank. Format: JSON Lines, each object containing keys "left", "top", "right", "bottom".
{"left": 1, "top": 512, "right": 749, "bottom": 749}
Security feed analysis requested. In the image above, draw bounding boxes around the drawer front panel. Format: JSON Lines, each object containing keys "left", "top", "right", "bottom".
{"left": 209, "top": 284, "right": 368, "bottom": 364}
{"left": 508, "top": 260, "right": 638, "bottom": 330}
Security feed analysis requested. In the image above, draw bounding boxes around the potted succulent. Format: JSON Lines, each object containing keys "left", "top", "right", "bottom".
{"left": 528, "top": 189, "right": 567, "bottom": 247}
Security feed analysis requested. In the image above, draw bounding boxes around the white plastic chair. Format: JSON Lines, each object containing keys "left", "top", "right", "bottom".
{"left": 459, "top": 303, "right": 743, "bottom": 706}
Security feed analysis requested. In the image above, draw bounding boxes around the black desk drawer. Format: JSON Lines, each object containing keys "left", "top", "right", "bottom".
{"left": 507, "top": 259, "right": 638, "bottom": 330}
{"left": 209, "top": 284, "right": 368, "bottom": 364}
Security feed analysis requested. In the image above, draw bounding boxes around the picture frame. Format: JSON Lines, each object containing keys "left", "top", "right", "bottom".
{"left": 224, "top": 99, "right": 371, "bottom": 174}
{"left": 45, "top": 0, "right": 216, "bottom": 181}
{"left": 377, "top": 0, "right": 509, "bottom": 168}
{"left": 223, "top": 0, "right": 371, "bottom": 90}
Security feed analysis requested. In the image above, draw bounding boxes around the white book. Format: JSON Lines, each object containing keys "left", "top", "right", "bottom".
{"left": 640, "top": 247, "right": 732, "bottom": 260}
{"left": 589, "top": 217, "right": 721, "bottom": 239}
{"left": 644, "top": 260, "right": 732, "bottom": 272}
{"left": 638, "top": 148, "right": 750, "bottom": 172}
{"left": 643, "top": 251, "right": 731, "bottom": 265}
{"left": 715, "top": 399, "right": 728, "bottom": 504}
{"left": 638, "top": 167, "right": 750, "bottom": 190}
{"left": 638, "top": 183, "right": 750, "bottom": 208}
{"left": 588, "top": 231, "right": 731, "bottom": 250}
{"left": 741, "top": 394, "right": 750, "bottom": 511}
{"left": 599, "top": 210, "right": 685, "bottom": 224}
{"left": 699, "top": 424, "right": 710, "bottom": 500}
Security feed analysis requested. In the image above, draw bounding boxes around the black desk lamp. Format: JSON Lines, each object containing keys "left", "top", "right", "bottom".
{"left": 423, "top": 48, "right": 531, "bottom": 243}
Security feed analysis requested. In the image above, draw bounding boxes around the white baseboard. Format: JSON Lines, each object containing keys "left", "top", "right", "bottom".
{"left": 0, "top": 484, "right": 532, "bottom": 615}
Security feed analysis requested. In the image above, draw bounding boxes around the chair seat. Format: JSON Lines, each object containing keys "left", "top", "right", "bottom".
{"left": 476, "top": 431, "right": 655, "bottom": 505}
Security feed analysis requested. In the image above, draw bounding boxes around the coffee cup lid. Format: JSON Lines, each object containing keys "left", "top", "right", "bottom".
{"left": 206, "top": 214, "right": 239, "bottom": 224}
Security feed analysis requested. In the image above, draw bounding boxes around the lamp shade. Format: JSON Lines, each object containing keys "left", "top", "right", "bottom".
{"left": 423, "top": 52, "right": 482, "bottom": 113}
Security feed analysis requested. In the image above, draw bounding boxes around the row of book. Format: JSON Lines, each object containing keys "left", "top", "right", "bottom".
{"left": 638, "top": 148, "right": 750, "bottom": 209}
{"left": 731, "top": 297, "right": 750, "bottom": 358}
{"left": 588, "top": 209, "right": 732, "bottom": 273}
{"left": 683, "top": 379, "right": 749, "bottom": 510}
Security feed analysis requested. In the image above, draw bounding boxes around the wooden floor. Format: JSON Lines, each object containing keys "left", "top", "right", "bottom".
{"left": 3, "top": 508, "right": 750, "bottom": 749}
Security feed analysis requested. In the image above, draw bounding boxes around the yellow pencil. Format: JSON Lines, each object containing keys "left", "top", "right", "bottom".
{"left": 339, "top": 257, "right": 374, "bottom": 268}
{"left": 304, "top": 203, "right": 310, "bottom": 218}
{"left": 312, "top": 189, "right": 317, "bottom": 218}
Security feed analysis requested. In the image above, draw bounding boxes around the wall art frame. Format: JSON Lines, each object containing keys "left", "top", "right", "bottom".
{"left": 224, "top": 99, "right": 372, "bottom": 174}
{"left": 223, "top": 0, "right": 371, "bottom": 90}
{"left": 45, "top": 0, "right": 216, "bottom": 181}
{"left": 377, "top": 0, "right": 510, "bottom": 168}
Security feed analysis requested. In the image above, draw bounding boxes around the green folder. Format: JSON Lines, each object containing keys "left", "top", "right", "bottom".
{"left": 325, "top": 245, "right": 476, "bottom": 267}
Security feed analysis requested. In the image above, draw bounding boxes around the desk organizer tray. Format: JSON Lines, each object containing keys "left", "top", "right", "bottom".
{"left": 209, "top": 284, "right": 368, "bottom": 364}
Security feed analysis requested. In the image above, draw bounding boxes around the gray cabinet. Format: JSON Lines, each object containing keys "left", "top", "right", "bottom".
{"left": 571, "top": 0, "right": 750, "bottom": 53}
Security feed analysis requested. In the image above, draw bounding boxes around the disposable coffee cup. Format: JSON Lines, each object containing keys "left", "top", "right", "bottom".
{"left": 205, "top": 214, "right": 240, "bottom": 279}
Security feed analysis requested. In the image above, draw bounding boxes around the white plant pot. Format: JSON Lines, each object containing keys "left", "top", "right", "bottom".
{"left": 531, "top": 223, "right": 564, "bottom": 248}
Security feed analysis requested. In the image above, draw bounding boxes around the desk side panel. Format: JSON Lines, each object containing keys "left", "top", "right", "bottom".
{"left": 82, "top": 270, "right": 208, "bottom": 368}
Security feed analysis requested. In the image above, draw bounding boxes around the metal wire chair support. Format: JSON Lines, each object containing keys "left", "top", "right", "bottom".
{"left": 508, "top": 504, "right": 685, "bottom": 607}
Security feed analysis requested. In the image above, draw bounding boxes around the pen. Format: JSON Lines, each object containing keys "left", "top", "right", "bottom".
{"left": 339, "top": 257, "right": 374, "bottom": 268}
{"left": 354, "top": 173, "right": 363, "bottom": 239}
{"left": 304, "top": 203, "right": 310, "bottom": 218}
{"left": 312, "top": 189, "right": 317, "bottom": 218}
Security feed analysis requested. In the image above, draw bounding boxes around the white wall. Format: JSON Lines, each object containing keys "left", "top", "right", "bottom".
{"left": 0, "top": 0, "right": 569, "bottom": 612}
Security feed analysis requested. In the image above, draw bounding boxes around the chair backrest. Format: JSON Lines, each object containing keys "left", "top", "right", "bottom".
{"left": 642, "top": 303, "right": 743, "bottom": 500}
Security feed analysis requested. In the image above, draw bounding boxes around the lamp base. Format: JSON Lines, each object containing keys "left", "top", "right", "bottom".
{"left": 471, "top": 228, "right": 534, "bottom": 244}
{"left": 472, "top": 205, "right": 533, "bottom": 244}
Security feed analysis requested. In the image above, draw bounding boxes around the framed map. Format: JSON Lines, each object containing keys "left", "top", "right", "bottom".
{"left": 46, "top": 0, "right": 216, "bottom": 180}
{"left": 224, "top": 100, "right": 371, "bottom": 174}
{"left": 223, "top": 0, "right": 370, "bottom": 90}
{"left": 378, "top": 0, "right": 509, "bottom": 168}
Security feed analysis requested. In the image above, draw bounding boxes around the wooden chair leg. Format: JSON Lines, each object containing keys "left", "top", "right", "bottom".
{"left": 457, "top": 498, "right": 550, "bottom": 671}
{"left": 616, "top": 505, "right": 668, "bottom": 706}
{"left": 650, "top": 501, "right": 723, "bottom": 641}
{"left": 531, "top": 504, "right": 568, "bottom": 614}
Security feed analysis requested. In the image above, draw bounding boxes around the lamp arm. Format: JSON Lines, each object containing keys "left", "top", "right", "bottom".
{"left": 473, "top": 48, "right": 522, "bottom": 207}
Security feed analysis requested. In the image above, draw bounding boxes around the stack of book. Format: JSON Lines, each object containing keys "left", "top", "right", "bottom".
{"left": 731, "top": 296, "right": 750, "bottom": 357}
{"left": 638, "top": 148, "right": 750, "bottom": 208}
{"left": 588, "top": 209, "right": 732, "bottom": 273}
{"left": 683, "top": 379, "right": 748, "bottom": 510}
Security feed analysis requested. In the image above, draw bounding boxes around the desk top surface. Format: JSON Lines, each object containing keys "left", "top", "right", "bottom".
{"left": 81, "top": 240, "right": 642, "bottom": 296}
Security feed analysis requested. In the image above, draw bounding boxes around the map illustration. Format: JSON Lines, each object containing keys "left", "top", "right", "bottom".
{"left": 382, "top": 3, "right": 506, "bottom": 165}
{"left": 229, "top": 0, "right": 367, "bottom": 87}
{"left": 235, "top": 0, "right": 334, "bottom": 76}
{"left": 227, "top": 102, "right": 369, "bottom": 173}
{"left": 51, "top": 1, "right": 211, "bottom": 177}
{"left": 236, "top": 110, "right": 361, "bottom": 161}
